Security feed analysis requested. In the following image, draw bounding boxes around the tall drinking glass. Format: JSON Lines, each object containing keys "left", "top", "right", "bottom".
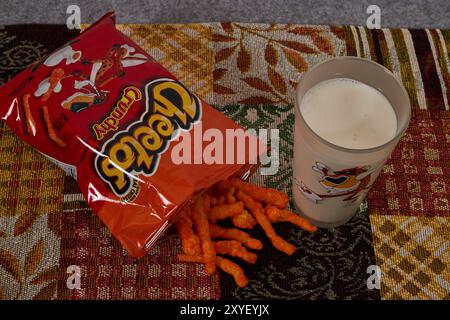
{"left": 293, "top": 57, "right": 411, "bottom": 228}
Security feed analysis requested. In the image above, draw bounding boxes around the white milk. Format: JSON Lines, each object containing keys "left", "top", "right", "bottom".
{"left": 299, "top": 78, "right": 397, "bottom": 149}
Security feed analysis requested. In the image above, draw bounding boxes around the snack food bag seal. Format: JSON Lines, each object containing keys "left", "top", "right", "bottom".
{"left": 0, "top": 12, "right": 257, "bottom": 258}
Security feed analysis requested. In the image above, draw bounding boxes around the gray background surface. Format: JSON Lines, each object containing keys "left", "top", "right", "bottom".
{"left": 0, "top": 0, "right": 448, "bottom": 28}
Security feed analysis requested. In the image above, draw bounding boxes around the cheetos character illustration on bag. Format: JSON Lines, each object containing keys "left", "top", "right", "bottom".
{"left": 63, "top": 44, "right": 147, "bottom": 112}
{"left": 34, "top": 43, "right": 148, "bottom": 113}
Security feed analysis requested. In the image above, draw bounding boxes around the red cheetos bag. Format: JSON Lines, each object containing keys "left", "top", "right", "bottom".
{"left": 0, "top": 12, "right": 256, "bottom": 258}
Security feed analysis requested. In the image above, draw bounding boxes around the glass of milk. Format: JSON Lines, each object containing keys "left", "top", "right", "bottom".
{"left": 293, "top": 57, "right": 411, "bottom": 228}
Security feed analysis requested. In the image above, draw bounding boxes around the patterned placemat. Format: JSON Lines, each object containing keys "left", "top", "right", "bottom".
{"left": 0, "top": 22, "right": 449, "bottom": 300}
{"left": 0, "top": 25, "right": 79, "bottom": 300}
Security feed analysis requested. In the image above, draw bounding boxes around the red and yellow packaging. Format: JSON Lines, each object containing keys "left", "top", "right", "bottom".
{"left": 0, "top": 12, "right": 255, "bottom": 258}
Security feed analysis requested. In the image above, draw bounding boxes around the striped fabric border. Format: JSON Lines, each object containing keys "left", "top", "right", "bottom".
{"left": 348, "top": 26, "right": 450, "bottom": 111}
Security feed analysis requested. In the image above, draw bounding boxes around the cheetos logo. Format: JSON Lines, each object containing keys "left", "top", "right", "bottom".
{"left": 94, "top": 78, "right": 202, "bottom": 197}
{"left": 92, "top": 86, "right": 142, "bottom": 141}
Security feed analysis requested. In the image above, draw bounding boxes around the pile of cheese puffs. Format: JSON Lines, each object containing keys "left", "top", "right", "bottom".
{"left": 175, "top": 178, "right": 317, "bottom": 288}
